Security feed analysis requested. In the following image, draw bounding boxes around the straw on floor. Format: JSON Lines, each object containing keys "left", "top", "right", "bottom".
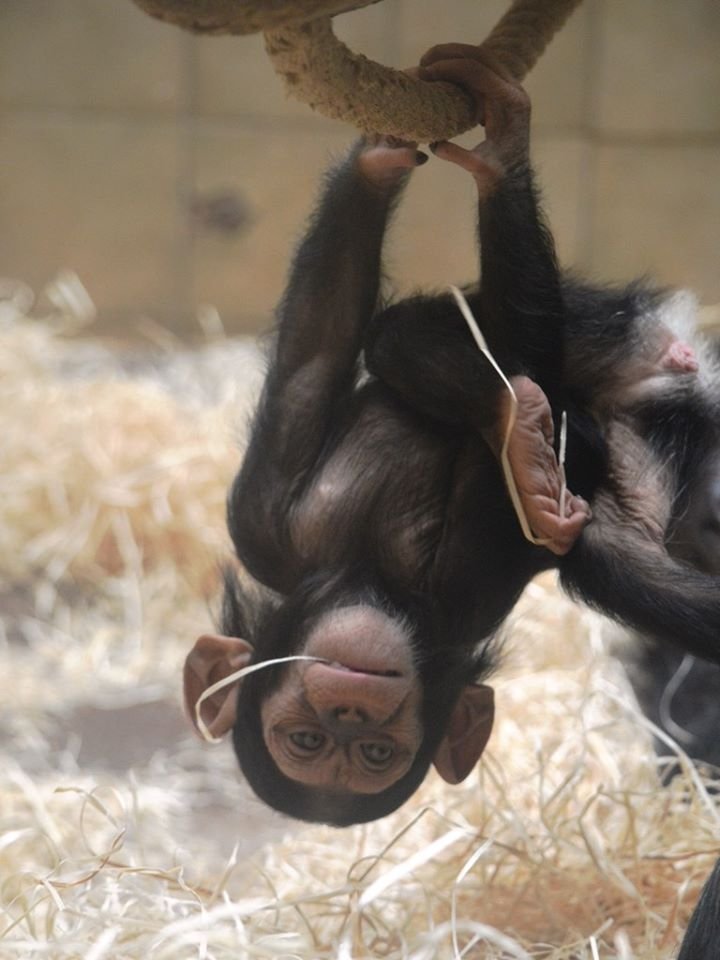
{"left": 1, "top": 276, "right": 718, "bottom": 959}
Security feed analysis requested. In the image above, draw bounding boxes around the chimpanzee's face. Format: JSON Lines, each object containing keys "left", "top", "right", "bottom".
{"left": 260, "top": 605, "right": 423, "bottom": 793}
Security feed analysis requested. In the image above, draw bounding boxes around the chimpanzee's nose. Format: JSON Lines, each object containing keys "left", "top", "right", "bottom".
{"left": 332, "top": 705, "right": 369, "bottom": 725}
{"left": 303, "top": 662, "right": 406, "bottom": 724}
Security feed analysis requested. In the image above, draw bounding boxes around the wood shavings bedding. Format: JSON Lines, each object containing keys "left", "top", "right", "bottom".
{"left": 1, "top": 278, "right": 717, "bottom": 959}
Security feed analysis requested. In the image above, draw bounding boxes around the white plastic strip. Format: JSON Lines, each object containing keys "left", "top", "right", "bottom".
{"left": 449, "top": 285, "right": 554, "bottom": 547}
{"left": 196, "top": 654, "right": 329, "bottom": 743}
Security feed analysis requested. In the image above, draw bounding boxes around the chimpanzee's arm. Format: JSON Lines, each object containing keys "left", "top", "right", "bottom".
{"left": 561, "top": 418, "right": 720, "bottom": 665}
{"left": 228, "top": 141, "right": 420, "bottom": 589}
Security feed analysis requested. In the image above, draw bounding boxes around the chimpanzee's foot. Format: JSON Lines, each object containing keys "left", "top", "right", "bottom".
{"left": 356, "top": 137, "right": 427, "bottom": 192}
{"left": 500, "top": 376, "right": 591, "bottom": 556}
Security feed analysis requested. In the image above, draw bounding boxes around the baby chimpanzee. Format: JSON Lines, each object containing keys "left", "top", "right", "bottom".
{"left": 184, "top": 48, "right": 720, "bottom": 829}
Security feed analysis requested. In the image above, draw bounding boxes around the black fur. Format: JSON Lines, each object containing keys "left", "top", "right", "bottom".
{"left": 677, "top": 856, "right": 720, "bottom": 959}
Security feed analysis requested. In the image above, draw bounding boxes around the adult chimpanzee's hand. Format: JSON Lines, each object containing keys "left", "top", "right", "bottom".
{"left": 417, "top": 46, "right": 530, "bottom": 192}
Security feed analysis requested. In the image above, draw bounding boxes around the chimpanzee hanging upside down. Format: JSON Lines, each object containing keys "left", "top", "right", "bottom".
{"left": 184, "top": 48, "right": 720, "bottom": 828}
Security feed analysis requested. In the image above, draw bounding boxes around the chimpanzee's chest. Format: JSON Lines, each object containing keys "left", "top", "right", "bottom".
{"left": 288, "top": 386, "right": 462, "bottom": 587}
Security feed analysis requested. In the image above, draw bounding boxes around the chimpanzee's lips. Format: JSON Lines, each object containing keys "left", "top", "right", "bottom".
{"left": 327, "top": 660, "right": 402, "bottom": 678}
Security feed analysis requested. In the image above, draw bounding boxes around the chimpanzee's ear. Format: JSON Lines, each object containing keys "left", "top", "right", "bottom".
{"left": 432, "top": 684, "right": 495, "bottom": 785}
{"left": 183, "top": 634, "right": 254, "bottom": 740}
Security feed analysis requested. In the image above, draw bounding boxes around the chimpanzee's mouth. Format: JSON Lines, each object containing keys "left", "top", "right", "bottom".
{"left": 328, "top": 661, "right": 402, "bottom": 678}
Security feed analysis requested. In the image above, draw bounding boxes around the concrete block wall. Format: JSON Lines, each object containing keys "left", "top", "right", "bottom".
{"left": 1, "top": 0, "right": 718, "bottom": 337}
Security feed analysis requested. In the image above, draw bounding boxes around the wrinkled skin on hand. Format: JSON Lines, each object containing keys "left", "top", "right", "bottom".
{"left": 500, "top": 376, "right": 590, "bottom": 556}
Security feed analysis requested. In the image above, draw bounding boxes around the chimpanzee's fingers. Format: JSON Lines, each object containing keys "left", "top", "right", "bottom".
{"left": 541, "top": 501, "right": 592, "bottom": 556}
{"left": 430, "top": 140, "right": 503, "bottom": 189}
{"left": 419, "top": 57, "right": 518, "bottom": 126}
{"left": 419, "top": 42, "right": 482, "bottom": 68}
{"left": 429, "top": 140, "right": 477, "bottom": 172}
{"left": 420, "top": 57, "right": 512, "bottom": 103}
{"left": 357, "top": 141, "right": 427, "bottom": 186}
{"left": 420, "top": 43, "right": 516, "bottom": 82}
{"left": 378, "top": 144, "right": 423, "bottom": 167}
{"left": 565, "top": 494, "right": 591, "bottom": 522}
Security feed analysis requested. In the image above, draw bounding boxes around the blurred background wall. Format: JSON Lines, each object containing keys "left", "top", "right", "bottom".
{"left": 1, "top": 0, "right": 718, "bottom": 339}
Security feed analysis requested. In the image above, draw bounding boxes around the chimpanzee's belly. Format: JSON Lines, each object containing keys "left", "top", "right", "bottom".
{"left": 289, "top": 389, "right": 456, "bottom": 587}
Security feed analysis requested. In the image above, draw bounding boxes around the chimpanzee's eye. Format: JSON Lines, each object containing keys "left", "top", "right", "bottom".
{"left": 289, "top": 731, "right": 325, "bottom": 753}
{"left": 360, "top": 742, "right": 394, "bottom": 768}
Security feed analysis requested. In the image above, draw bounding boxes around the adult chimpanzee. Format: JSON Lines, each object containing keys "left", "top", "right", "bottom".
{"left": 677, "top": 853, "right": 720, "bottom": 960}
{"left": 184, "top": 48, "right": 720, "bottom": 828}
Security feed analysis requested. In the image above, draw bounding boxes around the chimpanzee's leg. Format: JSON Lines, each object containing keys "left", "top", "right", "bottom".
{"left": 365, "top": 84, "right": 564, "bottom": 432}
{"left": 366, "top": 53, "right": 589, "bottom": 555}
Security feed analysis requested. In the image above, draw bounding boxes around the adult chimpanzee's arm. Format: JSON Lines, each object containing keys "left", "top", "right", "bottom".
{"left": 228, "top": 141, "right": 421, "bottom": 590}
{"left": 561, "top": 420, "right": 720, "bottom": 666}
{"left": 677, "top": 855, "right": 720, "bottom": 959}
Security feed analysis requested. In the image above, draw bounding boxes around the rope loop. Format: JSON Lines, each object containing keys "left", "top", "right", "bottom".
{"left": 131, "top": 0, "right": 583, "bottom": 141}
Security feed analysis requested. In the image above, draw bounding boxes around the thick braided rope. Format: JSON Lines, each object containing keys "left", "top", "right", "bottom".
{"left": 265, "top": 18, "right": 474, "bottom": 141}
{"left": 480, "top": 0, "right": 583, "bottom": 80}
{"left": 131, "top": 0, "right": 583, "bottom": 140}
{"left": 131, "top": 0, "right": 381, "bottom": 35}
{"left": 265, "top": 0, "right": 582, "bottom": 140}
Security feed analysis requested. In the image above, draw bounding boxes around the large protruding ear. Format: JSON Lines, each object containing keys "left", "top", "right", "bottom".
{"left": 183, "top": 634, "right": 253, "bottom": 740}
{"left": 432, "top": 684, "right": 495, "bottom": 785}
